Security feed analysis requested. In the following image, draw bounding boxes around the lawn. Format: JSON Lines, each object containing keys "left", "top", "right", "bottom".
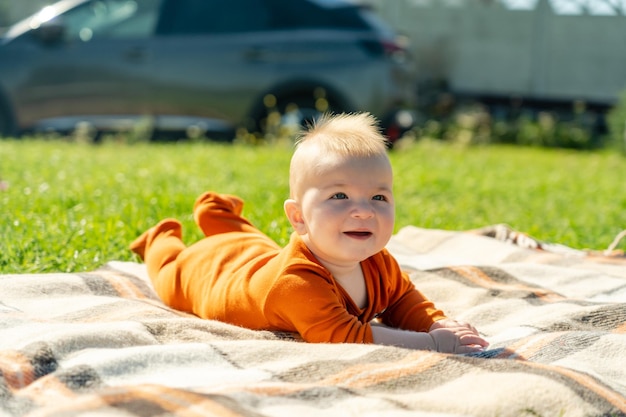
{"left": 1, "top": 138, "right": 625, "bottom": 273}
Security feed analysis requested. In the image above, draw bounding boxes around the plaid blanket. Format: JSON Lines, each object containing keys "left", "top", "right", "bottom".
{"left": 1, "top": 225, "right": 625, "bottom": 417}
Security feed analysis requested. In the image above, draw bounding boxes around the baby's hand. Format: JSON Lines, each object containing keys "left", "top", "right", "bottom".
{"left": 428, "top": 320, "right": 489, "bottom": 354}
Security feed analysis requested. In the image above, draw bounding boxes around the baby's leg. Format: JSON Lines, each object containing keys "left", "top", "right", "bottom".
{"left": 130, "top": 219, "right": 187, "bottom": 309}
{"left": 193, "top": 191, "right": 263, "bottom": 236}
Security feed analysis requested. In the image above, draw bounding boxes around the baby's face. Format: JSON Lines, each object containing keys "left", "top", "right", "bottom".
{"left": 294, "top": 153, "right": 395, "bottom": 269}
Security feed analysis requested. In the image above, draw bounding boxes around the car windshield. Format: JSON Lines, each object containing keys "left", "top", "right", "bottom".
{"left": 267, "top": 0, "right": 371, "bottom": 30}
{"left": 4, "top": 0, "right": 85, "bottom": 40}
{"left": 60, "top": 0, "right": 161, "bottom": 40}
{"left": 3, "top": 0, "right": 161, "bottom": 42}
{"left": 307, "top": 0, "right": 361, "bottom": 7}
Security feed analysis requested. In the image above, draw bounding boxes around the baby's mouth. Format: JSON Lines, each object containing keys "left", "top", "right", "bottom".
{"left": 344, "top": 231, "right": 372, "bottom": 238}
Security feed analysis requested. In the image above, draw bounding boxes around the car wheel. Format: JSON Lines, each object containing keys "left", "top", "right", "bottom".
{"left": 257, "top": 90, "right": 339, "bottom": 139}
{"left": 0, "top": 101, "right": 16, "bottom": 138}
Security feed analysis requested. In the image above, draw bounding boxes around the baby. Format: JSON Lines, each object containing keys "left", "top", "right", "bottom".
{"left": 131, "top": 112, "right": 488, "bottom": 353}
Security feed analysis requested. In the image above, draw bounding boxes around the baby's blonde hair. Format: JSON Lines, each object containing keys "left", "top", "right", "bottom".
{"left": 289, "top": 113, "right": 390, "bottom": 198}
{"left": 294, "top": 112, "right": 389, "bottom": 157}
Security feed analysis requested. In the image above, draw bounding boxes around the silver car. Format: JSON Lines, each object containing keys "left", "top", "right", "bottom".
{"left": 0, "top": 0, "right": 416, "bottom": 142}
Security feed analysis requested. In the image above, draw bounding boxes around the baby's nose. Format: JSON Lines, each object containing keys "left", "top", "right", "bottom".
{"left": 351, "top": 201, "right": 375, "bottom": 218}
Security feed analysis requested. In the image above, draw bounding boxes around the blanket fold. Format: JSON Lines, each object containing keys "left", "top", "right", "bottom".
{"left": 1, "top": 225, "right": 625, "bottom": 417}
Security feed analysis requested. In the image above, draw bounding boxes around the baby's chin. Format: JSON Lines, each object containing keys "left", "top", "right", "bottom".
{"left": 310, "top": 250, "right": 378, "bottom": 271}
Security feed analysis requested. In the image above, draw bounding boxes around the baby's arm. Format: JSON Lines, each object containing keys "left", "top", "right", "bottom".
{"left": 429, "top": 318, "right": 479, "bottom": 334}
{"left": 371, "top": 323, "right": 436, "bottom": 350}
{"left": 371, "top": 321, "right": 488, "bottom": 354}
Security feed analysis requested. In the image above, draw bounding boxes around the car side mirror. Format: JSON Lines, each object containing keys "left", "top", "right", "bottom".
{"left": 32, "top": 20, "right": 66, "bottom": 45}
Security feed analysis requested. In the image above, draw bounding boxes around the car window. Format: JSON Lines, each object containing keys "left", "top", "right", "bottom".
{"left": 59, "top": 0, "right": 162, "bottom": 41}
{"left": 267, "top": 0, "right": 370, "bottom": 30}
{"left": 156, "top": 0, "right": 271, "bottom": 35}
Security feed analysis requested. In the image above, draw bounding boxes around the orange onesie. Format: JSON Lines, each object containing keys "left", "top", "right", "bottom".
{"left": 132, "top": 192, "right": 446, "bottom": 344}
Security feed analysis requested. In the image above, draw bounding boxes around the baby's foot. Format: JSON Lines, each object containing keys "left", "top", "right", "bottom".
{"left": 130, "top": 219, "right": 182, "bottom": 260}
{"left": 129, "top": 229, "right": 151, "bottom": 259}
{"left": 193, "top": 192, "right": 245, "bottom": 236}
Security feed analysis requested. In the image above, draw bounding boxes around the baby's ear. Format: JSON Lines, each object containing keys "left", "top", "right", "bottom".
{"left": 284, "top": 199, "right": 306, "bottom": 234}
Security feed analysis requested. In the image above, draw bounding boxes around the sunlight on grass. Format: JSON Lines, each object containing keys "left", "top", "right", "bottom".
{"left": 1, "top": 138, "right": 625, "bottom": 273}
{"left": 392, "top": 140, "right": 626, "bottom": 247}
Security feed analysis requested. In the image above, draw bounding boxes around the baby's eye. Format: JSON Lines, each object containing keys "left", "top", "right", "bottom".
{"left": 372, "top": 195, "right": 387, "bottom": 201}
{"left": 331, "top": 192, "right": 348, "bottom": 200}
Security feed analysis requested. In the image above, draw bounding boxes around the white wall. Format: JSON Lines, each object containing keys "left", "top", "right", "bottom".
{"left": 368, "top": 0, "right": 626, "bottom": 104}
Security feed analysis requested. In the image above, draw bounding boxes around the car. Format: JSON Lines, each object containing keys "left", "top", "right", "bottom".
{"left": 0, "top": 0, "right": 417, "bottom": 143}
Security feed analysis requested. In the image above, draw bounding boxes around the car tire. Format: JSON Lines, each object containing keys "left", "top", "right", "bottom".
{"left": 0, "top": 98, "right": 16, "bottom": 139}
{"left": 256, "top": 91, "right": 341, "bottom": 139}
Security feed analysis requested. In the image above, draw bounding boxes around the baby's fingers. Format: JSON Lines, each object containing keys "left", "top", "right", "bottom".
{"left": 456, "top": 344, "right": 487, "bottom": 354}
{"left": 452, "top": 320, "right": 479, "bottom": 335}
{"left": 459, "top": 333, "right": 490, "bottom": 348}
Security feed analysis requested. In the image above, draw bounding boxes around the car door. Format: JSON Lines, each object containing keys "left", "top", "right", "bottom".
{"left": 146, "top": 0, "right": 279, "bottom": 132}
{"left": 10, "top": 0, "right": 162, "bottom": 131}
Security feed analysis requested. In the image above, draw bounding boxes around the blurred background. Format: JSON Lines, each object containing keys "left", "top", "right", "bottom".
{"left": 368, "top": 0, "right": 626, "bottom": 149}
{"left": 0, "top": 1, "right": 50, "bottom": 28}
{"left": 2, "top": 0, "right": 626, "bottom": 151}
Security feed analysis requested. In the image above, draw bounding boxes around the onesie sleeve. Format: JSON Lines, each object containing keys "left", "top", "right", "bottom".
{"left": 380, "top": 280, "right": 446, "bottom": 332}
{"left": 375, "top": 251, "right": 447, "bottom": 332}
{"left": 262, "top": 268, "right": 375, "bottom": 344}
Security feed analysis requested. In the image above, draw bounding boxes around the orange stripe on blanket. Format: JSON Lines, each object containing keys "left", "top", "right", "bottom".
{"left": 0, "top": 351, "right": 36, "bottom": 389}
{"left": 25, "top": 385, "right": 246, "bottom": 417}
{"left": 450, "top": 266, "right": 565, "bottom": 302}
{"left": 101, "top": 272, "right": 150, "bottom": 299}
{"left": 230, "top": 351, "right": 445, "bottom": 396}
{"left": 20, "top": 374, "right": 81, "bottom": 404}
{"left": 495, "top": 332, "right": 565, "bottom": 360}
{"left": 320, "top": 351, "right": 445, "bottom": 389}
{"left": 86, "top": 385, "right": 241, "bottom": 417}
{"left": 129, "top": 385, "right": 242, "bottom": 417}
{"left": 234, "top": 382, "right": 312, "bottom": 397}
{"left": 614, "top": 322, "right": 626, "bottom": 334}
{"left": 523, "top": 361, "right": 626, "bottom": 414}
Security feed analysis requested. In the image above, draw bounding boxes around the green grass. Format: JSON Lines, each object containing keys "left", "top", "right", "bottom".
{"left": 1, "top": 138, "right": 625, "bottom": 273}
